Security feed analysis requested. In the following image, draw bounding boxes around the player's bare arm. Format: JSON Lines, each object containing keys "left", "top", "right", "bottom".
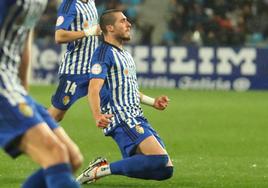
{"left": 19, "top": 30, "right": 33, "bottom": 91}
{"left": 88, "top": 78, "right": 113, "bottom": 128}
{"left": 139, "top": 92, "right": 169, "bottom": 110}
{"left": 55, "top": 29, "right": 86, "bottom": 44}
{"left": 55, "top": 24, "right": 101, "bottom": 44}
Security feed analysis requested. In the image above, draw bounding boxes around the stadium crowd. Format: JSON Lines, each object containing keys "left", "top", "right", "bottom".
{"left": 36, "top": 0, "right": 268, "bottom": 47}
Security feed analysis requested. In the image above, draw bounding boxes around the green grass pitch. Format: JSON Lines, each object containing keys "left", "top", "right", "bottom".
{"left": 0, "top": 86, "right": 268, "bottom": 188}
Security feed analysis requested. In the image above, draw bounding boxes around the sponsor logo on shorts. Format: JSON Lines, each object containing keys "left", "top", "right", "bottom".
{"left": 18, "top": 103, "right": 33, "bottom": 117}
{"left": 135, "top": 125, "right": 144, "bottom": 134}
{"left": 63, "top": 96, "right": 70, "bottom": 106}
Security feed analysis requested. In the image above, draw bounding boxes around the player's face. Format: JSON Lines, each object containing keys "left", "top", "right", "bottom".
{"left": 112, "top": 12, "right": 132, "bottom": 41}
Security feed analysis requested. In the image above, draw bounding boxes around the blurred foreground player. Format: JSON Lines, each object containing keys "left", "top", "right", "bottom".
{"left": 77, "top": 9, "right": 173, "bottom": 184}
{"left": 0, "top": 1, "right": 82, "bottom": 187}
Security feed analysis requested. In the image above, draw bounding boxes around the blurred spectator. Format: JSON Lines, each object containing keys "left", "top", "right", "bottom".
{"left": 35, "top": 0, "right": 268, "bottom": 47}
{"left": 35, "top": 1, "right": 58, "bottom": 46}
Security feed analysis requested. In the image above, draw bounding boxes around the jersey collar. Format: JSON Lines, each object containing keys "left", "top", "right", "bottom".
{"left": 103, "top": 41, "right": 124, "bottom": 51}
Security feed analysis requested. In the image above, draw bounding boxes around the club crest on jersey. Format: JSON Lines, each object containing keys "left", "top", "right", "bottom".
{"left": 123, "top": 66, "right": 135, "bottom": 77}
{"left": 91, "top": 64, "right": 102, "bottom": 75}
{"left": 83, "top": 21, "right": 89, "bottom": 29}
{"left": 83, "top": 20, "right": 98, "bottom": 28}
{"left": 63, "top": 96, "right": 70, "bottom": 106}
{"left": 18, "top": 103, "right": 33, "bottom": 117}
{"left": 135, "top": 125, "right": 144, "bottom": 134}
{"left": 123, "top": 69, "right": 129, "bottom": 76}
{"left": 56, "top": 16, "right": 64, "bottom": 26}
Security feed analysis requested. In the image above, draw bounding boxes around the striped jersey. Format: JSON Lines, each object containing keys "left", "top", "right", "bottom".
{"left": 0, "top": 0, "right": 47, "bottom": 105}
{"left": 90, "top": 42, "right": 144, "bottom": 135}
{"left": 56, "top": 0, "right": 99, "bottom": 75}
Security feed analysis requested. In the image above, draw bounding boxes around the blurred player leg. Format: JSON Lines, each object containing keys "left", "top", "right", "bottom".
{"left": 22, "top": 169, "right": 46, "bottom": 188}
{"left": 20, "top": 123, "right": 80, "bottom": 188}
{"left": 53, "top": 127, "right": 83, "bottom": 171}
{"left": 37, "top": 102, "right": 83, "bottom": 171}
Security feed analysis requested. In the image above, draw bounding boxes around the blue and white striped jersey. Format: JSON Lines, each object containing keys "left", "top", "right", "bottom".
{"left": 90, "top": 42, "right": 144, "bottom": 135}
{"left": 0, "top": 0, "right": 47, "bottom": 105}
{"left": 56, "top": 0, "right": 99, "bottom": 75}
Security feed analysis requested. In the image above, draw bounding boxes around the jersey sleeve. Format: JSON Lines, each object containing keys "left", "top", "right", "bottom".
{"left": 55, "top": 0, "right": 77, "bottom": 30}
{"left": 90, "top": 47, "right": 113, "bottom": 80}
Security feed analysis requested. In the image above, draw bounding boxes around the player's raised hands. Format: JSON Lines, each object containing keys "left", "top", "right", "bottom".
{"left": 95, "top": 114, "right": 113, "bottom": 128}
{"left": 153, "top": 96, "right": 170, "bottom": 110}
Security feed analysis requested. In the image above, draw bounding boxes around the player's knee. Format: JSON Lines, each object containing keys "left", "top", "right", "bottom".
{"left": 147, "top": 154, "right": 169, "bottom": 170}
{"left": 54, "top": 113, "right": 65, "bottom": 122}
{"left": 48, "top": 108, "right": 65, "bottom": 122}
{"left": 165, "top": 166, "right": 174, "bottom": 179}
{"left": 46, "top": 140, "right": 69, "bottom": 162}
{"left": 156, "top": 166, "right": 174, "bottom": 181}
{"left": 137, "top": 154, "right": 169, "bottom": 172}
{"left": 64, "top": 141, "right": 83, "bottom": 171}
{"left": 71, "top": 152, "right": 83, "bottom": 172}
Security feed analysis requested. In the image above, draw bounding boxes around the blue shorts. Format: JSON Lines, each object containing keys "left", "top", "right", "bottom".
{"left": 0, "top": 94, "right": 58, "bottom": 158}
{"left": 109, "top": 117, "right": 165, "bottom": 158}
{"left": 51, "top": 74, "right": 90, "bottom": 110}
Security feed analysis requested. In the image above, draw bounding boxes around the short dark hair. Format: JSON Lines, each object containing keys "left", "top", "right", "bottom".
{"left": 100, "top": 9, "right": 122, "bottom": 34}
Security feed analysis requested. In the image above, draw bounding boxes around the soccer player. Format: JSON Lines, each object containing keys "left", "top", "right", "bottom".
{"left": 48, "top": 0, "right": 101, "bottom": 122}
{"left": 76, "top": 9, "right": 174, "bottom": 184}
{"left": 0, "top": 1, "right": 82, "bottom": 188}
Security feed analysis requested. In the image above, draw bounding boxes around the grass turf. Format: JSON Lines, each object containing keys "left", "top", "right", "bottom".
{"left": 0, "top": 86, "right": 268, "bottom": 188}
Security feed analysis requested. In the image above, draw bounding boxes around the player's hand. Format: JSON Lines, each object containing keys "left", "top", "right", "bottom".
{"left": 95, "top": 114, "right": 113, "bottom": 128}
{"left": 153, "top": 96, "right": 169, "bottom": 110}
{"left": 83, "top": 22, "right": 100, "bottom": 36}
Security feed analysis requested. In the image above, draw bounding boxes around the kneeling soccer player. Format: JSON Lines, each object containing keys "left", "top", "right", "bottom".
{"left": 76, "top": 9, "right": 173, "bottom": 184}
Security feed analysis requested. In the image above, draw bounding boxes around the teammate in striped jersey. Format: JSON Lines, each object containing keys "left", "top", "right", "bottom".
{"left": 48, "top": 0, "right": 101, "bottom": 122}
{"left": 0, "top": 1, "right": 82, "bottom": 187}
{"left": 77, "top": 9, "right": 173, "bottom": 184}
